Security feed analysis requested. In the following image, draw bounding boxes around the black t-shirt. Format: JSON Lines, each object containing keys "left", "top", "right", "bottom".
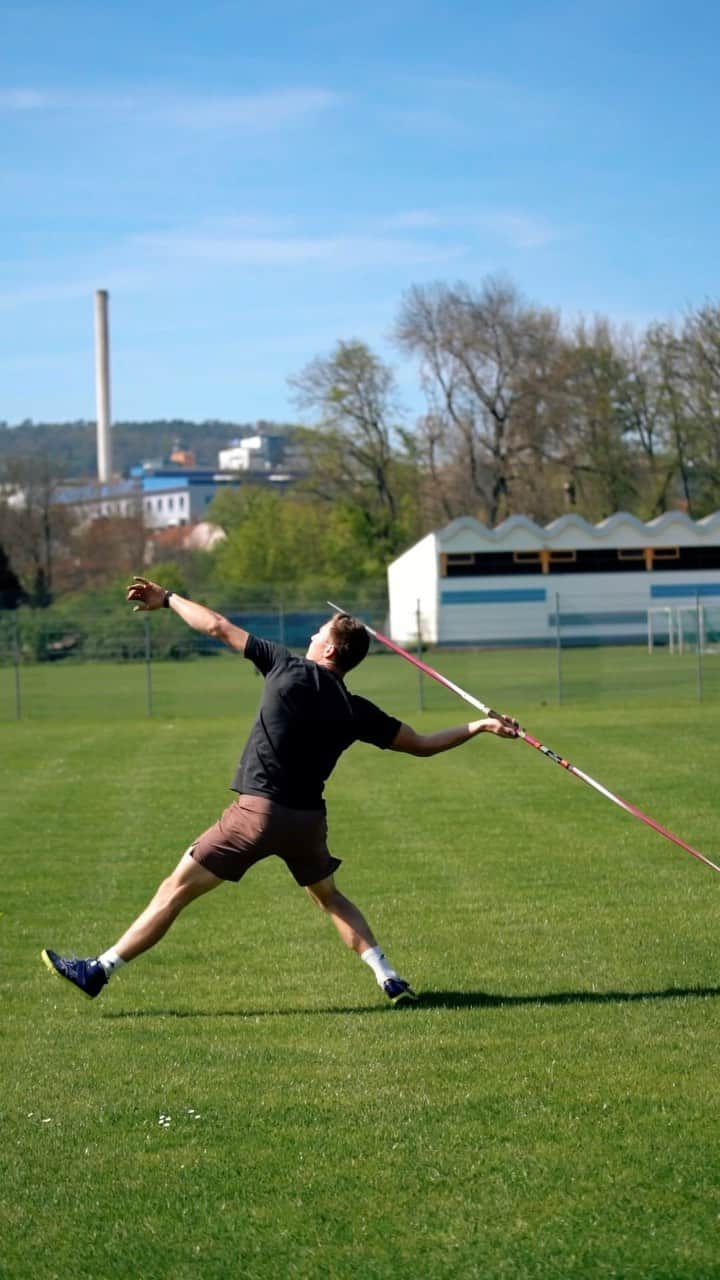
{"left": 231, "top": 636, "right": 401, "bottom": 810}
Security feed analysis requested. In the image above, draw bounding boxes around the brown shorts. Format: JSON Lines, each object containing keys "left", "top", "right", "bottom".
{"left": 189, "top": 794, "right": 342, "bottom": 886}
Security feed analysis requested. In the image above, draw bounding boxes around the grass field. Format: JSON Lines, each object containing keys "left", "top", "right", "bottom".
{"left": 3, "top": 650, "right": 720, "bottom": 1278}
{"left": 2, "top": 637, "right": 720, "bottom": 723}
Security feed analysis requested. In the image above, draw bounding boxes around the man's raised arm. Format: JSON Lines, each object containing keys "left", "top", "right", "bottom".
{"left": 126, "top": 577, "right": 249, "bottom": 654}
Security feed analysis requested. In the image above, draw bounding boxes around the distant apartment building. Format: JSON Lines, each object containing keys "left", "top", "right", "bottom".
{"left": 54, "top": 480, "right": 142, "bottom": 522}
{"left": 46, "top": 429, "right": 303, "bottom": 531}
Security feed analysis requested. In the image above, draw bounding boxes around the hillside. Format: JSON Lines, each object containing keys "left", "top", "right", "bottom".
{"left": 0, "top": 419, "right": 295, "bottom": 477}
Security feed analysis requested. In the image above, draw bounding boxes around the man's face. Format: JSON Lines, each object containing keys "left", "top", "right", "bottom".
{"left": 306, "top": 620, "right": 334, "bottom": 663}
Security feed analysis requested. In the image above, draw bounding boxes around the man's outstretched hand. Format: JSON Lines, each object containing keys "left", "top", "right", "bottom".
{"left": 483, "top": 714, "right": 520, "bottom": 738}
{"left": 126, "top": 576, "right": 166, "bottom": 612}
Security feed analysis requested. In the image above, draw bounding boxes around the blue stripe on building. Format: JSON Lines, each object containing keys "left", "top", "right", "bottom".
{"left": 650, "top": 583, "right": 720, "bottom": 598}
{"left": 439, "top": 634, "right": 649, "bottom": 649}
{"left": 547, "top": 611, "right": 648, "bottom": 627}
{"left": 441, "top": 588, "right": 547, "bottom": 604}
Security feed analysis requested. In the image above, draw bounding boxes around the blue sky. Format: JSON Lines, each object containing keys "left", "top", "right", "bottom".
{"left": 2, "top": 0, "right": 719, "bottom": 425}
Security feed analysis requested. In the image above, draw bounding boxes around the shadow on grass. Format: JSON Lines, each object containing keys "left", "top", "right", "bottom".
{"left": 101, "top": 985, "right": 720, "bottom": 1020}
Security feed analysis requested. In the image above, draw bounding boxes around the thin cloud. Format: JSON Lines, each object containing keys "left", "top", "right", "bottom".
{"left": 0, "top": 89, "right": 52, "bottom": 109}
{"left": 391, "top": 70, "right": 559, "bottom": 126}
{"left": 156, "top": 88, "right": 340, "bottom": 130}
{"left": 0, "top": 86, "right": 341, "bottom": 131}
{"left": 382, "top": 210, "right": 446, "bottom": 231}
{"left": 475, "top": 211, "right": 559, "bottom": 248}
{"left": 0, "top": 269, "right": 153, "bottom": 311}
{"left": 134, "top": 228, "right": 465, "bottom": 270}
{"left": 381, "top": 208, "right": 561, "bottom": 248}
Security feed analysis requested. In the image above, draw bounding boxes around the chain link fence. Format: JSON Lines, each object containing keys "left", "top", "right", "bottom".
{"left": 0, "top": 599, "right": 389, "bottom": 721}
{"left": 1, "top": 592, "right": 719, "bottom": 721}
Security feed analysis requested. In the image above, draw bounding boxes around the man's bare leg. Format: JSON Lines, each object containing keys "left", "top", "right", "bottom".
{"left": 305, "top": 874, "right": 378, "bottom": 953}
{"left": 112, "top": 850, "right": 222, "bottom": 963}
{"left": 41, "top": 852, "right": 223, "bottom": 999}
{"left": 305, "top": 875, "right": 416, "bottom": 1003}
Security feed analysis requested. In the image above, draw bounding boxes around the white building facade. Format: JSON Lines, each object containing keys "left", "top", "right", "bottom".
{"left": 388, "top": 512, "right": 720, "bottom": 647}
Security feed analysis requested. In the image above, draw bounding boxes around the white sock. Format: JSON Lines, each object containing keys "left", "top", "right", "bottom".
{"left": 98, "top": 947, "right": 126, "bottom": 979}
{"left": 360, "top": 945, "right": 399, "bottom": 987}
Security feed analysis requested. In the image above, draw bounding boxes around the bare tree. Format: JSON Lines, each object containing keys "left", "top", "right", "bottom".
{"left": 552, "top": 317, "right": 639, "bottom": 519}
{"left": 395, "top": 277, "right": 562, "bottom": 525}
{"left": 621, "top": 328, "right": 677, "bottom": 515}
{"left": 645, "top": 321, "right": 704, "bottom": 515}
{"left": 56, "top": 515, "right": 147, "bottom": 595}
{"left": 682, "top": 304, "right": 720, "bottom": 509}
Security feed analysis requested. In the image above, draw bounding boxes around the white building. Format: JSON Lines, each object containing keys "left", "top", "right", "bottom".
{"left": 218, "top": 437, "right": 271, "bottom": 474}
{"left": 55, "top": 478, "right": 197, "bottom": 530}
{"left": 141, "top": 479, "right": 193, "bottom": 529}
{"left": 54, "top": 481, "right": 142, "bottom": 524}
{"left": 388, "top": 512, "right": 720, "bottom": 647}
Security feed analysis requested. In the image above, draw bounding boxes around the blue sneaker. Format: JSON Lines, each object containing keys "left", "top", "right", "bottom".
{"left": 41, "top": 949, "right": 108, "bottom": 999}
{"left": 383, "top": 977, "right": 418, "bottom": 1006}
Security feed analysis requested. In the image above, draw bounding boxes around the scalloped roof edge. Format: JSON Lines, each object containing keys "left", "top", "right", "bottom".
{"left": 437, "top": 511, "right": 720, "bottom": 542}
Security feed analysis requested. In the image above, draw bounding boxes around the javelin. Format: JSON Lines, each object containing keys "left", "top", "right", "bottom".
{"left": 328, "top": 602, "right": 720, "bottom": 877}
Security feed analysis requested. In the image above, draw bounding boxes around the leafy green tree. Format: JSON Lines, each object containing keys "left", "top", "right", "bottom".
{"left": 208, "top": 488, "right": 391, "bottom": 606}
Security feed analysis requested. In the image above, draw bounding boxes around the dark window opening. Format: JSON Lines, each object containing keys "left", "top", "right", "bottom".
{"left": 442, "top": 544, "right": 720, "bottom": 576}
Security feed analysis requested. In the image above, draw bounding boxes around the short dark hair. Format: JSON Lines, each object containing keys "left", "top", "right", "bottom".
{"left": 328, "top": 612, "right": 370, "bottom": 673}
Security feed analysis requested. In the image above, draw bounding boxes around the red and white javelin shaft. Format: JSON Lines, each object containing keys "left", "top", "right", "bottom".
{"left": 328, "top": 602, "right": 720, "bottom": 877}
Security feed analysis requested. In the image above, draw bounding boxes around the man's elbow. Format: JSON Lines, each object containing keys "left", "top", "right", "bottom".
{"left": 213, "top": 617, "right": 247, "bottom": 653}
{"left": 206, "top": 612, "right": 230, "bottom": 640}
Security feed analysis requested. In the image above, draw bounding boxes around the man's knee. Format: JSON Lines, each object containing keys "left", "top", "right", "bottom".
{"left": 161, "top": 853, "right": 220, "bottom": 907}
{"left": 306, "top": 879, "right": 343, "bottom": 913}
{"left": 155, "top": 873, "right": 190, "bottom": 911}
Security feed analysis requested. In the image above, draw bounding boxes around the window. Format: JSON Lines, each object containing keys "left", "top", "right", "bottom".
{"left": 673, "top": 545, "right": 720, "bottom": 570}
{"left": 653, "top": 546, "right": 679, "bottom": 560}
{"left": 576, "top": 548, "right": 641, "bottom": 573}
{"left": 513, "top": 551, "right": 542, "bottom": 565}
{"left": 617, "top": 548, "right": 645, "bottom": 561}
{"left": 443, "top": 550, "right": 517, "bottom": 577}
{"left": 549, "top": 550, "right": 576, "bottom": 564}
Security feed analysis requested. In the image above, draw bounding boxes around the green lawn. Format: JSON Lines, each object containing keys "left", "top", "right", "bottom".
{"left": 3, "top": 653, "right": 720, "bottom": 1277}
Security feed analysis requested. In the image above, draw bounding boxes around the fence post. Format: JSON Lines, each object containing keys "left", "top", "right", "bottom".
{"left": 696, "top": 594, "right": 704, "bottom": 704}
{"left": 554, "top": 592, "right": 563, "bottom": 705}
{"left": 144, "top": 615, "right": 153, "bottom": 717}
{"left": 12, "top": 611, "right": 21, "bottom": 721}
{"left": 416, "top": 599, "right": 425, "bottom": 712}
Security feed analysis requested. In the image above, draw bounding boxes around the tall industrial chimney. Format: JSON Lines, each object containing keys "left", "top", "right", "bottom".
{"left": 94, "top": 289, "right": 112, "bottom": 484}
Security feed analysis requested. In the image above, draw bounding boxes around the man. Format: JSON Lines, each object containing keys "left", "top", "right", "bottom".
{"left": 42, "top": 578, "right": 518, "bottom": 1006}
